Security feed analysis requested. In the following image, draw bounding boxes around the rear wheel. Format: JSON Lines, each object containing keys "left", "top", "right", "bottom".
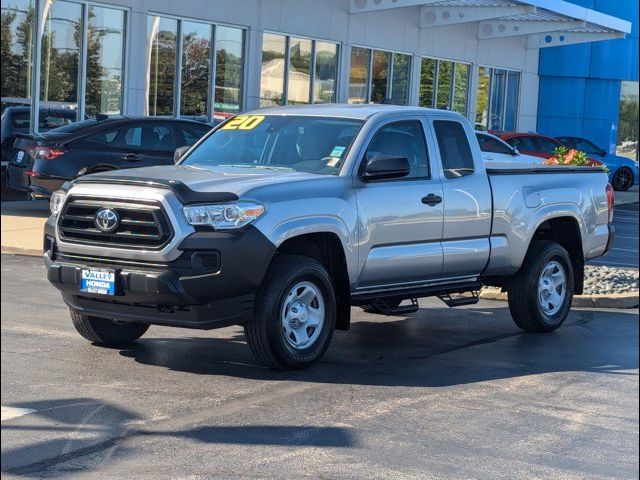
{"left": 507, "top": 241, "right": 574, "bottom": 333}
{"left": 612, "top": 167, "right": 633, "bottom": 191}
{"left": 244, "top": 255, "right": 336, "bottom": 370}
{"left": 70, "top": 310, "right": 149, "bottom": 345}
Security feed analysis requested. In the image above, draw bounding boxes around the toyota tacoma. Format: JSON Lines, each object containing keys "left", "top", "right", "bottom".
{"left": 43, "top": 105, "right": 616, "bottom": 369}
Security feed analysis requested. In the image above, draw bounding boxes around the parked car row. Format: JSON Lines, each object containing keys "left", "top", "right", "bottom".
{"left": 480, "top": 130, "right": 638, "bottom": 191}
{"left": 3, "top": 107, "right": 638, "bottom": 201}
{"left": 5, "top": 116, "right": 213, "bottom": 199}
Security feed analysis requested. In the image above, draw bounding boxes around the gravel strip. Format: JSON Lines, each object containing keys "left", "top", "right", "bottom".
{"left": 583, "top": 265, "right": 639, "bottom": 295}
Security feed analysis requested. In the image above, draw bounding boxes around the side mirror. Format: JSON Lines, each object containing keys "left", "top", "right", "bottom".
{"left": 174, "top": 145, "right": 190, "bottom": 163}
{"left": 511, "top": 147, "right": 520, "bottom": 156}
{"left": 599, "top": 149, "right": 607, "bottom": 157}
{"left": 360, "top": 155, "right": 410, "bottom": 181}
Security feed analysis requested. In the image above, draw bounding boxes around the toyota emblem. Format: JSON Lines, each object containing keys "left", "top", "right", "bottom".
{"left": 94, "top": 208, "right": 120, "bottom": 232}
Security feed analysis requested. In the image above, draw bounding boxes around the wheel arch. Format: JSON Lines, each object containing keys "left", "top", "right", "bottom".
{"left": 274, "top": 232, "right": 351, "bottom": 330}
{"left": 527, "top": 215, "right": 585, "bottom": 294}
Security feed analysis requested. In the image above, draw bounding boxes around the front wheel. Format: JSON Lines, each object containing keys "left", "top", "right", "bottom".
{"left": 70, "top": 310, "right": 149, "bottom": 345}
{"left": 507, "top": 241, "right": 574, "bottom": 333}
{"left": 244, "top": 255, "right": 336, "bottom": 370}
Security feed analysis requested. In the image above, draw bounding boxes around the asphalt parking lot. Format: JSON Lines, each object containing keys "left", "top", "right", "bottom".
{"left": 1, "top": 254, "right": 638, "bottom": 479}
{"left": 590, "top": 202, "right": 639, "bottom": 269}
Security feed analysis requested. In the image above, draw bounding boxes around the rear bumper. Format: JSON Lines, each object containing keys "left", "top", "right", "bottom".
{"left": 6, "top": 164, "right": 66, "bottom": 198}
{"left": 43, "top": 220, "right": 275, "bottom": 329}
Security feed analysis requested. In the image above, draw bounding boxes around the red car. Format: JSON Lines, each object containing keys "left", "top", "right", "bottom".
{"left": 491, "top": 132, "right": 603, "bottom": 166}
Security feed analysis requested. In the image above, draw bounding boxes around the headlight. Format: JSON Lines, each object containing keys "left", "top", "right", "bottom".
{"left": 183, "top": 202, "right": 265, "bottom": 229}
{"left": 50, "top": 190, "right": 67, "bottom": 216}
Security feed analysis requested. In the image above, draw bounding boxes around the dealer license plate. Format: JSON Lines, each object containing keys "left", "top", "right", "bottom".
{"left": 80, "top": 268, "right": 115, "bottom": 295}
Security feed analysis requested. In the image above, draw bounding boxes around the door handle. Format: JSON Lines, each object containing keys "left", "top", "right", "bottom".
{"left": 421, "top": 193, "right": 442, "bottom": 206}
{"left": 121, "top": 153, "right": 141, "bottom": 162}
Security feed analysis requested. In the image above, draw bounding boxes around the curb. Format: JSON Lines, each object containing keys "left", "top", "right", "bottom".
{"left": 480, "top": 289, "right": 639, "bottom": 309}
{"left": 1, "top": 246, "right": 42, "bottom": 257}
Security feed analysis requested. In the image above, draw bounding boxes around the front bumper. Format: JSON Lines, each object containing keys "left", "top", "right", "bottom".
{"left": 44, "top": 219, "right": 276, "bottom": 329}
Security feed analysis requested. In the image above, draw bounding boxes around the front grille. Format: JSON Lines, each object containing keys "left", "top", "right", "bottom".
{"left": 58, "top": 197, "right": 173, "bottom": 250}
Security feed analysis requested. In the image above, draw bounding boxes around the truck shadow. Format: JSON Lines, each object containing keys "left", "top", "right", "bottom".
{"left": 117, "top": 305, "right": 638, "bottom": 388}
{"left": 1, "top": 398, "right": 355, "bottom": 476}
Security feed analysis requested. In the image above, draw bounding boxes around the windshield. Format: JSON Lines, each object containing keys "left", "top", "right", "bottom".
{"left": 180, "top": 115, "right": 363, "bottom": 175}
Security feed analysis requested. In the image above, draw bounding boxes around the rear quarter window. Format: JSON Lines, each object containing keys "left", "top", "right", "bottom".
{"left": 433, "top": 120, "right": 474, "bottom": 179}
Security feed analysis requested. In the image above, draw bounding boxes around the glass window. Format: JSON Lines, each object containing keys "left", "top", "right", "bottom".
{"left": 366, "top": 121, "right": 429, "bottom": 178}
{"left": 419, "top": 58, "right": 436, "bottom": 108}
{"left": 349, "top": 47, "right": 370, "bottom": 104}
{"left": 148, "top": 17, "right": 178, "bottom": 116}
{"left": 287, "top": 37, "right": 312, "bottom": 105}
{"left": 214, "top": 26, "right": 244, "bottom": 116}
{"left": 260, "top": 33, "right": 286, "bottom": 107}
{"left": 536, "top": 137, "right": 560, "bottom": 154}
{"left": 40, "top": 0, "right": 81, "bottom": 115}
{"left": 391, "top": 53, "right": 411, "bottom": 106}
{"left": 617, "top": 81, "right": 639, "bottom": 161}
{"left": 123, "top": 124, "right": 175, "bottom": 151}
{"left": 475, "top": 67, "right": 491, "bottom": 130}
{"left": 79, "top": 127, "right": 120, "bottom": 146}
{"left": 313, "top": 41, "right": 338, "bottom": 103}
{"left": 180, "top": 22, "right": 211, "bottom": 117}
{"left": 85, "top": 6, "right": 125, "bottom": 117}
{"left": 573, "top": 138, "right": 602, "bottom": 155}
{"left": 181, "top": 124, "right": 210, "bottom": 145}
{"left": 1, "top": 0, "right": 34, "bottom": 112}
{"left": 504, "top": 71, "right": 519, "bottom": 131}
{"left": 181, "top": 116, "right": 363, "bottom": 176}
{"left": 433, "top": 120, "right": 474, "bottom": 179}
{"left": 476, "top": 133, "right": 512, "bottom": 155}
{"left": 489, "top": 69, "right": 506, "bottom": 130}
{"left": 453, "top": 63, "right": 469, "bottom": 115}
{"left": 436, "top": 61, "right": 453, "bottom": 109}
{"left": 476, "top": 67, "right": 519, "bottom": 131}
{"left": 370, "top": 50, "right": 390, "bottom": 103}
{"left": 39, "top": 109, "right": 76, "bottom": 130}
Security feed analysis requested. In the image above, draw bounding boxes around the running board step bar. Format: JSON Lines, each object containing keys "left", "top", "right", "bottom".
{"left": 370, "top": 298, "right": 419, "bottom": 316}
{"left": 438, "top": 290, "right": 479, "bottom": 307}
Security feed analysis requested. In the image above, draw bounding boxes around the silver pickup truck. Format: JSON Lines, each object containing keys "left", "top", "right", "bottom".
{"left": 43, "top": 105, "right": 615, "bottom": 369}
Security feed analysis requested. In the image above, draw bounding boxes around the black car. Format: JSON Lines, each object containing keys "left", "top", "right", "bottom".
{"left": 6, "top": 116, "right": 212, "bottom": 199}
{"left": 1, "top": 107, "right": 78, "bottom": 195}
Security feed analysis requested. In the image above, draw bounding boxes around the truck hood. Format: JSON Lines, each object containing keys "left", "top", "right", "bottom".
{"left": 81, "top": 165, "right": 325, "bottom": 198}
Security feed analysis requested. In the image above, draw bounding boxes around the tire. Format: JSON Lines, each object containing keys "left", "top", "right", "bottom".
{"left": 507, "top": 241, "right": 574, "bottom": 333}
{"left": 70, "top": 310, "right": 149, "bottom": 345}
{"left": 244, "top": 255, "right": 336, "bottom": 370}
{"left": 361, "top": 298, "right": 401, "bottom": 314}
{"left": 612, "top": 167, "right": 633, "bottom": 191}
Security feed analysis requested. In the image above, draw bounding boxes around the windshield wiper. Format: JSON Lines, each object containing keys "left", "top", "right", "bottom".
{"left": 216, "top": 164, "right": 295, "bottom": 171}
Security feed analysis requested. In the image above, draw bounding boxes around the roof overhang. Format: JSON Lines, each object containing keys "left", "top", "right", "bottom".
{"left": 349, "top": 0, "right": 631, "bottom": 49}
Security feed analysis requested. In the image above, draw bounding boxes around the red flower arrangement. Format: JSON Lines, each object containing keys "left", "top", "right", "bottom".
{"left": 544, "top": 146, "right": 607, "bottom": 171}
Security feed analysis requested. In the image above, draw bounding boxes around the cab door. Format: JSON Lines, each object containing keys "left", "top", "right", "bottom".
{"left": 354, "top": 118, "right": 445, "bottom": 290}
{"left": 430, "top": 116, "right": 492, "bottom": 278}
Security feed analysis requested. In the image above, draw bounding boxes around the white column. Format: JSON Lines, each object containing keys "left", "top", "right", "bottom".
{"left": 467, "top": 63, "right": 479, "bottom": 125}
{"left": 124, "top": 10, "right": 150, "bottom": 116}
{"left": 243, "top": 28, "right": 263, "bottom": 111}
{"left": 337, "top": 44, "right": 352, "bottom": 103}
{"left": 409, "top": 54, "right": 421, "bottom": 106}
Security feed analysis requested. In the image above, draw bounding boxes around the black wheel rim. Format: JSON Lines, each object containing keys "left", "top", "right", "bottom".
{"left": 615, "top": 169, "right": 631, "bottom": 190}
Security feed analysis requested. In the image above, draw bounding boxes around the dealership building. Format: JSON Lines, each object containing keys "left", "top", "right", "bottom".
{"left": 1, "top": 0, "right": 636, "bottom": 156}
